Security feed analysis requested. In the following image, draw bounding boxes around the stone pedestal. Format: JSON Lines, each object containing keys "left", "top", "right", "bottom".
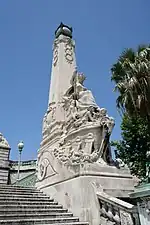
{"left": 36, "top": 143, "right": 135, "bottom": 225}
{"left": 130, "top": 183, "right": 150, "bottom": 225}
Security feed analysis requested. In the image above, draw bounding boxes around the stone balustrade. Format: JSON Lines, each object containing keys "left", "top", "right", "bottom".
{"left": 130, "top": 183, "right": 150, "bottom": 225}
{"left": 13, "top": 172, "right": 37, "bottom": 187}
{"left": 9, "top": 160, "right": 37, "bottom": 185}
{"left": 97, "top": 191, "right": 140, "bottom": 225}
{"left": 10, "top": 159, "right": 37, "bottom": 167}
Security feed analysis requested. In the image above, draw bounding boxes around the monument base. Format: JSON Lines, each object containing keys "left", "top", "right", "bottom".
{"left": 36, "top": 150, "right": 135, "bottom": 225}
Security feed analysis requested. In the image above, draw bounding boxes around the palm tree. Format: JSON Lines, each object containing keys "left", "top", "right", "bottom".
{"left": 111, "top": 45, "right": 150, "bottom": 119}
{"left": 111, "top": 45, "right": 150, "bottom": 183}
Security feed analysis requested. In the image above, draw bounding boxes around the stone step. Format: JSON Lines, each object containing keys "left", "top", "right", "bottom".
{"left": 38, "top": 223, "right": 89, "bottom": 225}
{"left": 0, "top": 177, "right": 8, "bottom": 182}
{"left": 0, "top": 186, "right": 89, "bottom": 225}
{"left": 0, "top": 184, "right": 34, "bottom": 188}
{"left": 0, "top": 208, "right": 68, "bottom": 214}
{"left": 0, "top": 194, "right": 50, "bottom": 199}
{"left": 0, "top": 188, "right": 41, "bottom": 194}
{"left": 0, "top": 180, "right": 7, "bottom": 184}
{"left": 0, "top": 216, "right": 80, "bottom": 224}
{"left": 0, "top": 184, "right": 38, "bottom": 190}
{"left": 0, "top": 212, "right": 73, "bottom": 220}
{"left": 0, "top": 200, "right": 58, "bottom": 205}
{"left": 0, "top": 196, "right": 54, "bottom": 201}
{"left": 0, "top": 190, "right": 46, "bottom": 196}
{"left": 0, "top": 204, "right": 63, "bottom": 209}
{"left": 0, "top": 185, "right": 36, "bottom": 191}
{"left": 1, "top": 221, "right": 89, "bottom": 225}
{"left": 0, "top": 173, "right": 8, "bottom": 177}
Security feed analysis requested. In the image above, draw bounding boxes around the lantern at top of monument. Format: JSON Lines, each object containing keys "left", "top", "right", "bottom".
{"left": 55, "top": 22, "right": 73, "bottom": 39}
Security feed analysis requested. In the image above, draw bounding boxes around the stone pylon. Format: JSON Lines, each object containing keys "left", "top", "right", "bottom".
{"left": 48, "top": 23, "right": 76, "bottom": 105}
{"left": 36, "top": 23, "right": 135, "bottom": 225}
{"left": 47, "top": 23, "right": 76, "bottom": 123}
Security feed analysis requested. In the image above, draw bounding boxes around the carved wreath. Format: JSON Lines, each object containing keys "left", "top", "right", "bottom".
{"left": 65, "top": 42, "right": 73, "bottom": 64}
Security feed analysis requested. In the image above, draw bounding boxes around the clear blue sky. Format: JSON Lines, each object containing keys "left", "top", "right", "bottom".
{"left": 0, "top": 0, "right": 149, "bottom": 161}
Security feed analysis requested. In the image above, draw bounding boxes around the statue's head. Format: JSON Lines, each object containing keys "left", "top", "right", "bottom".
{"left": 71, "top": 69, "right": 86, "bottom": 86}
{"left": 77, "top": 73, "right": 86, "bottom": 85}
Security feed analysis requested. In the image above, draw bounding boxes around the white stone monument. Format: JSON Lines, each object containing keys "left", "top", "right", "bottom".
{"left": 36, "top": 23, "right": 135, "bottom": 225}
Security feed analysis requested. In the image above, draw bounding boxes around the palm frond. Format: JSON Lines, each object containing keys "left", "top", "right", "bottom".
{"left": 111, "top": 44, "right": 150, "bottom": 118}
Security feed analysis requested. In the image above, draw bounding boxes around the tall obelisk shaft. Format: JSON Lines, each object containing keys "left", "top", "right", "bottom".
{"left": 48, "top": 23, "right": 76, "bottom": 105}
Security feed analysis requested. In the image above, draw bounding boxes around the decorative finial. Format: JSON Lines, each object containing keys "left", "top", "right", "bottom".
{"left": 0, "top": 133, "right": 10, "bottom": 148}
{"left": 55, "top": 23, "right": 73, "bottom": 39}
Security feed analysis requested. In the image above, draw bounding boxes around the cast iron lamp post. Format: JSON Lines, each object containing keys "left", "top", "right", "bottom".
{"left": 17, "top": 141, "right": 24, "bottom": 182}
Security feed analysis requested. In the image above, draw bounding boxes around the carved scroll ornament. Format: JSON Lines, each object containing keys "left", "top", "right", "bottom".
{"left": 37, "top": 158, "right": 50, "bottom": 181}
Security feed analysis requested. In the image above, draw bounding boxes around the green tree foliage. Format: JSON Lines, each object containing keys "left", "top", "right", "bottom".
{"left": 111, "top": 45, "right": 150, "bottom": 118}
{"left": 111, "top": 114, "right": 150, "bottom": 179}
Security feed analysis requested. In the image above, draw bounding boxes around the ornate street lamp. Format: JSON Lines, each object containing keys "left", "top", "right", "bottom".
{"left": 17, "top": 141, "right": 24, "bottom": 182}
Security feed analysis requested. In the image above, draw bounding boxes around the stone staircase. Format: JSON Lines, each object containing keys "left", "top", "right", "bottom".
{"left": 0, "top": 185, "right": 89, "bottom": 225}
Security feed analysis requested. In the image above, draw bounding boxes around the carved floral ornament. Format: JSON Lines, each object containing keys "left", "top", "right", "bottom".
{"left": 120, "top": 210, "right": 134, "bottom": 225}
{"left": 53, "top": 42, "right": 58, "bottom": 67}
{"left": 65, "top": 42, "right": 73, "bottom": 64}
{"left": 53, "top": 37, "right": 74, "bottom": 67}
